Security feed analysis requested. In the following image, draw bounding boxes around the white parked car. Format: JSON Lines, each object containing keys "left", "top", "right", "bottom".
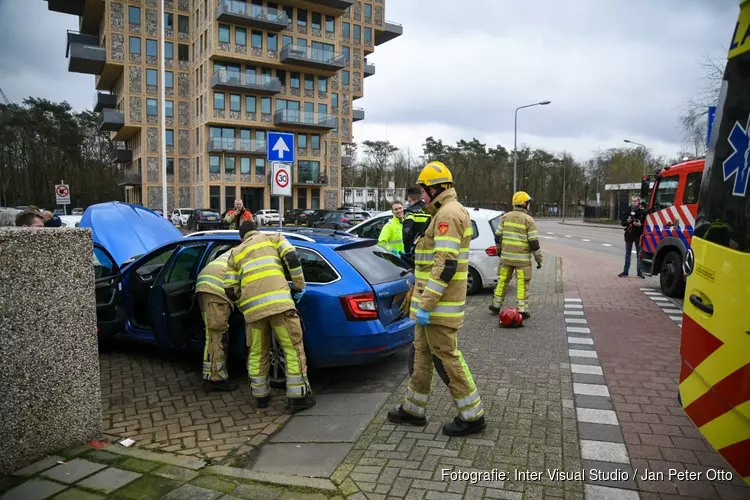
{"left": 59, "top": 215, "right": 83, "bottom": 227}
{"left": 346, "top": 207, "right": 504, "bottom": 295}
{"left": 170, "top": 208, "right": 194, "bottom": 226}
{"left": 255, "top": 209, "right": 283, "bottom": 225}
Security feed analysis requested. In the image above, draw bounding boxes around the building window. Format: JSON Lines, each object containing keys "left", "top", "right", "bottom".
{"left": 209, "top": 185, "right": 220, "bottom": 211}
{"left": 255, "top": 158, "right": 266, "bottom": 176}
{"left": 331, "top": 93, "right": 338, "bottom": 110}
{"left": 297, "top": 9, "right": 307, "bottom": 28}
{"left": 298, "top": 134, "right": 307, "bottom": 149}
{"left": 297, "top": 37, "right": 307, "bottom": 49}
{"left": 325, "top": 15, "right": 335, "bottom": 34}
{"left": 178, "top": 15, "right": 189, "bottom": 34}
{"left": 297, "top": 188, "right": 307, "bottom": 209}
{"left": 166, "top": 129, "right": 174, "bottom": 146}
{"left": 146, "top": 98, "right": 158, "bottom": 116}
{"left": 353, "top": 24, "right": 361, "bottom": 40}
{"left": 268, "top": 33, "right": 277, "bottom": 51}
{"left": 342, "top": 22, "right": 350, "bottom": 38}
{"left": 304, "top": 74, "right": 314, "bottom": 91}
{"left": 342, "top": 70, "right": 350, "bottom": 85}
{"left": 236, "top": 27, "right": 246, "bottom": 46}
{"left": 251, "top": 30, "right": 263, "bottom": 49}
{"left": 311, "top": 188, "right": 320, "bottom": 209}
{"left": 225, "top": 186, "right": 236, "bottom": 211}
{"left": 311, "top": 134, "right": 320, "bottom": 150}
{"left": 165, "top": 12, "right": 174, "bottom": 30}
{"left": 165, "top": 41, "right": 173, "bottom": 59}
{"left": 145, "top": 69, "right": 157, "bottom": 86}
{"left": 342, "top": 46, "right": 350, "bottom": 63}
{"left": 129, "top": 36, "right": 141, "bottom": 55}
{"left": 178, "top": 44, "right": 189, "bottom": 61}
{"left": 261, "top": 97, "right": 271, "bottom": 114}
{"left": 218, "top": 24, "right": 230, "bottom": 43}
{"left": 311, "top": 12, "right": 321, "bottom": 31}
{"left": 240, "top": 158, "right": 251, "bottom": 174}
{"left": 364, "top": 3, "right": 372, "bottom": 19}
{"left": 318, "top": 103, "right": 327, "bottom": 116}
{"left": 291, "top": 72, "right": 300, "bottom": 89}
{"left": 214, "top": 92, "right": 225, "bottom": 110}
{"left": 129, "top": 6, "right": 140, "bottom": 25}
{"left": 282, "top": 35, "right": 293, "bottom": 49}
{"left": 318, "top": 76, "right": 327, "bottom": 93}
{"left": 166, "top": 158, "right": 174, "bottom": 176}
{"left": 364, "top": 27, "right": 371, "bottom": 44}
{"left": 209, "top": 156, "right": 221, "bottom": 174}
{"left": 230, "top": 94, "right": 241, "bottom": 112}
{"left": 146, "top": 39, "right": 157, "bottom": 57}
{"left": 276, "top": 69, "right": 286, "bottom": 86}
{"left": 166, "top": 71, "right": 174, "bottom": 88}
{"left": 246, "top": 96, "right": 256, "bottom": 113}
{"left": 283, "top": 5, "right": 293, "bottom": 25}
{"left": 225, "top": 156, "right": 236, "bottom": 175}
{"left": 165, "top": 100, "right": 174, "bottom": 117}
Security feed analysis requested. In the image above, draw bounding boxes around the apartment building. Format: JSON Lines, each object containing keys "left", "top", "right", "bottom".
{"left": 47, "top": 0, "right": 401, "bottom": 214}
{"left": 342, "top": 183, "right": 405, "bottom": 208}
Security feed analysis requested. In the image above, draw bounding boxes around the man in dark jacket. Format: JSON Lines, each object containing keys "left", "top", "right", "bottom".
{"left": 401, "top": 187, "right": 432, "bottom": 265}
{"left": 619, "top": 196, "right": 646, "bottom": 278}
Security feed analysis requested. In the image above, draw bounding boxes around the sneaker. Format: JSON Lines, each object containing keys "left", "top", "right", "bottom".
{"left": 288, "top": 395, "right": 316, "bottom": 413}
{"left": 618, "top": 272, "right": 628, "bottom": 277}
{"left": 206, "top": 380, "right": 237, "bottom": 392}
{"left": 442, "top": 416, "right": 486, "bottom": 437}
{"left": 256, "top": 395, "right": 271, "bottom": 409}
{"left": 387, "top": 406, "right": 427, "bottom": 426}
{"left": 488, "top": 305, "right": 500, "bottom": 315}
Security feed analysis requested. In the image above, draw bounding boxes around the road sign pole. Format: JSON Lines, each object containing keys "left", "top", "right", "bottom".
{"left": 62, "top": 179, "right": 67, "bottom": 215}
{"left": 279, "top": 196, "right": 283, "bottom": 228}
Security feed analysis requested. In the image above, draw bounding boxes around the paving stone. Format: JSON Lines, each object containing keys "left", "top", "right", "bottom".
{"left": 112, "top": 475, "right": 181, "bottom": 500}
{"left": 162, "top": 484, "right": 223, "bottom": 500}
{"left": 270, "top": 414, "right": 372, "bottom": 443}
{"left": 276, "top": 492, "right": 327, "bottom": 500}
{"left": 577, "top": 423, "right": 624, "bottom": 443}
{"left": 189, "top": 475, "right": 237, "bottom": 494}
{"left": 84, "top": 451, "right": 124, "bottom": 465}
{"left": 297, "top": 393, "right": 390, "bottom": 416}
{"left": 251, "top": 443, "right": 352, "bottom": 477}
{"left": 576, "top": 409, "right": 619, "bottom": 426}
{"left": 230, "top": 483, "right": 282, "bottom": 500}
{"left": 41, "top": 459, "right": 107, "bottom": 484}
{"left": 11, "top": 456, "right": 66, "bottom": 477}
{"left": 580, "top": 441, "right": 629, "bottom": 464}
{"left": 583, "top": 484, "right": 639, "bottom": 499}
{"left": 117, "top": 457, "right": 161, "bottom": 474}
{"left": 574, "top": 396, "right": 613, "bottom": 411}
{"left": 153, "top": 465, "right": 200, "bottom": 482}
{"left": 0, "top": 479, "right": 66, "bottom": 500}
{"left": 52, "top": 488, "right": 105, "bottom": 500}
{"left": 77, "top": 467, "right": 141, "bottom": 493}
{"left": 572, "top": 384, "right": 610, "bottom": 398}
{"left": 572, "top": 374, "right": 607, "bottom": 385}
{"left": 581, "top": 460, "right": 637, "bottom": 490}
{"left": 570, "top": 365, "right": 603, "bottom": 376}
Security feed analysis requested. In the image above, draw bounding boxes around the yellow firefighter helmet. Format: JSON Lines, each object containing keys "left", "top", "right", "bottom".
{"left": 417, "top": 161, "right": 453, "bottom": 187}
{"left": 512, "top": 191, "right": 532, "bottom": 206}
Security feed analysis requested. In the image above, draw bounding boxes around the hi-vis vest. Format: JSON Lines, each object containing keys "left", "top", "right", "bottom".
{"left": 227, "top": 231, "right": 306, "bottom": 321}
{"left": 409, "top": 188, "right": 472, "bottom": 329}
{"left": 495, "top": 209, "right": 539, "bottom": 267}
{"left": 196, "top": 253, "right": 235, "bottom": 306}
{"left": 378, "top": 216, "right": 404, "bottom": 253}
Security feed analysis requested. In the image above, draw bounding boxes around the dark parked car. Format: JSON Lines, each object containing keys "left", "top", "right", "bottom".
{"left": 296, "top": 209, "right": 316, "bottom": 226}
{"left": 285, "top": 208, "right": 305, "bottom": 225}
{"left": 312, "top": 210, "right": 356, "bottom": 230}
{"left": 187, "top": 208, "right": 222, "bottom": 231}
{"left": 306, "top": 209, "right": 330, "bottom": 227}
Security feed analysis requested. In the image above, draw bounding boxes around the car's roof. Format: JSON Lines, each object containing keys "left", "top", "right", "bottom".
{"left": 185, "top": 227, "right": 366, "bottom": 248}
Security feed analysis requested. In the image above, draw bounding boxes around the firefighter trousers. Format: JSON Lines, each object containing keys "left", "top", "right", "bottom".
{"left": 245, "top": 309, "right": 311, "bottom": 399}
{"left": 199, "top": 293, "right": 232, "bottom": 382}
{"left": 492, "top": 263, "right": 532, "bottom": 313}
{"left": 402, "top": 323, "right": 484, "bottom": 422}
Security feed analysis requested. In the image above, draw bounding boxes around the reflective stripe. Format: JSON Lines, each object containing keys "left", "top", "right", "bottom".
{"left": 503, "top": 232, "right": 528, "bottom": 241}
{"left": 403, "top": 400, "right": 426, "bottom": 417}
{"left": 242, "top": 256, "right": 282, "bottom": 273}
{"left": 249, "top": 375, "right": 269, "bottom": 397}
{"left": 455, "top": 390, "right": 481, "bottom": 409}
{"left": 197, "top": 275, "right": 225, "bottom": 288}
{"left": 495, "top": 227, "right": 503, "bottom": 235}
{"left": 434, "top": 236, "right": 460, "bottom": 246}
{"left": 406, "top": 387, "right": 430, "bottom": 403}
{"left": 241, "top": 269, "right": 287, "bottom": 286}
{"left": 424, "top": 279, "right": 446, "bottom": 295}
{"left": 239, "top": 290, "right": 294, "bottom": 314}
{"left": 463, "top": 228, "right": 473, "bottom": 237}
{"left": 460, "top": 402, "right": 485, "bottom": 421}
{"left": 389, "top": 239, "right": 404, "bottom": 245}
{"left": 277, "top": 239, "right": 293, "bottom": 256}
{"left": 286, "top": 375, "right": 305, "bottom": 384}
{"left": 527, "top": 231, "right": 538, "bottom": 240}
{"left": 504, "top": 221, "right": 526, "bottom": 229}
{"left": 234, "top": 240, "right": 274, "bottom": 263}
{"left": 414, "top": 269, "right": 431, "bottom": 280}
{"left": 431, "top": 303, "right": 465, "bottom": 315}
{"left": 458, "top": 251, "right": 469, "bottom": 262}
{"left": 289, "top": 266, "right": 304, "bottom": 277}
{"left": 426, "top": 176, "right": 451, "bottom": 184}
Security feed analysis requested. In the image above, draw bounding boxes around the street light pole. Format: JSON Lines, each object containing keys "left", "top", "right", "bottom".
{"left": 561, "top": 161, "right": 566, "bottom": 223}
{"left": 514, "top": 101, "right": 551, "bottom": 193}
{"left": 160, "top": 0, "right": 167, "bottom": 215}
{"left": 624, "top": 139, "right": 648, "bottom": 176}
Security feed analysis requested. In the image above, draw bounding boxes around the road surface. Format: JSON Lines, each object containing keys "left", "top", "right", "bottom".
{"left": 535, "top": 219, "right": 626, "bottom": 258}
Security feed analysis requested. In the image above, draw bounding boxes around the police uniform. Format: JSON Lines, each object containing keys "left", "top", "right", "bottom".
{"left": 402, "top": 200, "right": 432, "bottom": 264}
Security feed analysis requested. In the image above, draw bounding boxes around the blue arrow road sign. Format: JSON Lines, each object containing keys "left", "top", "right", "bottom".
{"left": 267, "top": 132, "right": 295, "bottom": 163}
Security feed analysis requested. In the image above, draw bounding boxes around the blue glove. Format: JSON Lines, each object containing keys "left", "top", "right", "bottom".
{"left": 292, "top": 289, "right": 305, "bottom": 301}
{"left": 391, "top": 249, "right": 400, "bottom": 256}
{"left": 415, "top": 308, "right": 431, "bottom": 326}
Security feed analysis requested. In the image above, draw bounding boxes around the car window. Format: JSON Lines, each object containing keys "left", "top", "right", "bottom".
{"left": 282, "top": 248, "right": 338, "bottom": 283}
{"left": 653, "top": 179, "right": 679, "bottom": 211}
{"left": 470, "top": 220, "right": 479, "bottom": 240}
{"left": 165, "top": 244, "right": 207, "bottom": 283}
{"left": 205, "top": 243, "right": 234, "bottom": 264}
{"left": 682, "top": 172, "right": 702, "bottom": 205}
{"left": 489, "top": 215, "right": 502, "bottom": 235}
{"left": 337, "top": 241, "right": 411, "bottom": 285}
{"left": 93, "top": 247, "right": 117, "bottom": 279}
{"left": 354, "top": 217, "right": 388, "bottom": 239}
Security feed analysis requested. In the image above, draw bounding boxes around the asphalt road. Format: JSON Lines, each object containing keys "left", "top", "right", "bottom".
{"left": 535, "top": 219, "right": 627, "bottom": 258}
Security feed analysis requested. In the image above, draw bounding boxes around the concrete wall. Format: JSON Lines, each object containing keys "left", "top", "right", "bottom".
{"left": 0, "top": 228, "right": 102, "bottom": 475}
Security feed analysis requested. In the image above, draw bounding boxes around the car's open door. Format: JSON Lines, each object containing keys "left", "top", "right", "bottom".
{"left": 93, "top": 243, "right": 126, "bottom": 338}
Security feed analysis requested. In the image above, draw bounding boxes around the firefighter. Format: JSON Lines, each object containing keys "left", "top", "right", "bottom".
{"left": 377, "top": 201, "right": 405, "bottom": 255}
{"left": 489, "top": 191, "right": 542, "bottom": 318}
{"left": 225, "top": 219, "right": 315, "bottom": 412}
{"left": 224, "top": 199, "right": 253, "bottom": 230}
{"left": 387, "top": 161, "right": 486, "bottom": 437}
{"left": 402, "top": 187, "right": 432, "bottom": 265}
{"left": 197, "top": 250, "right": 238, "bottom": 392}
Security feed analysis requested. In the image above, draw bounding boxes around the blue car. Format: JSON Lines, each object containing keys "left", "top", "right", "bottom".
{"left": 83, "top": 202, "right": 415, "bottom": 385}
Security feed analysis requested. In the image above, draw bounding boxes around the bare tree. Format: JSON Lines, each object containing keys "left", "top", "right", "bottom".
{"left": 679, "top": 54, "right": 725, "bottom": 156}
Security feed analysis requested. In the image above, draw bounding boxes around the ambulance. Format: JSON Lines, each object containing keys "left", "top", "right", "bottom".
{"left": 678, "top": 0, "right": 750, "bottom": 484}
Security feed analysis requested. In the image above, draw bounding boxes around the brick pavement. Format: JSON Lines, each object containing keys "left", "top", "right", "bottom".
{"left": 330, "top": 251, "right": 587, "bottom": 500}
{"left": 546, "top": 241, "right": 750, "bottom": 500}
{"left": 99, "top": 344, "right": 289, "bottom": 463}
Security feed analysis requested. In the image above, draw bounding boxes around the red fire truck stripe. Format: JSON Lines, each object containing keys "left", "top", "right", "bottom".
{"left": 683, "top": 366, "right": 750, "bottom": 427}
{"left": 719, "top": 438, "right": 750, "bottom": 477}
{"left": 680, "top": 315, "right": 724, "bottom": 370}
{"left": 679, "top": 360, "right": 694, "bottom": 383}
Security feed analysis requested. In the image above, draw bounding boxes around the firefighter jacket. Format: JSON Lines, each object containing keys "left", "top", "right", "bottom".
{"left": 196, "top": 252, "right": 236, "bottom": 307}
{"left": 402, "top": 201, "right": 432, "bottom": 261}
{"left": 378, "top": 216, "right": 405, "bottom": 253}
{"left": 409, "top": 188, "right": 472, "bottom": 329}
{"left": 224, "top": 208, "right": 253, "bottom": 230}
{"left": 494, "top": 208, "right": 541, "bottom": 267}
{"left": 226, "top": 231, "right": 306, "bottom": 321}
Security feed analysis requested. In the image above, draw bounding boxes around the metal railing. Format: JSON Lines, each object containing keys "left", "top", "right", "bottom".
{"left": 274, "top": 109, "right": 337, "bottom": 128}
{"left": 211, "top": 69, "right": 281, "bottom": 92}
{"left": 280, "top": 44, "right": 347, "bottom": 67}
{"left": 208, "top": 137, "right": 266, "bottom": 153}
{"left": 216, "top": 0, "right": 289, "bottom": 24}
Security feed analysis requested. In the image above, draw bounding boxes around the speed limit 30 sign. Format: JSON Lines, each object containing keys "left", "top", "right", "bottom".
{"left": 271, "top": 162, "right": 292, "bottom": 197}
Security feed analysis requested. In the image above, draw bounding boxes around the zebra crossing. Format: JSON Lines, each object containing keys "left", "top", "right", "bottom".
{"left": 639, "top": 288, "right": 683, "bottom": 328}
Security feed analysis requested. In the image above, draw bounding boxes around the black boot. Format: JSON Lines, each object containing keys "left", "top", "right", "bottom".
{"left": 256, "top": 395, "right": 271, "bottom": 409}
{"left": 521, "top": 312, "right": 530, "bottom": 320}
{"left": 288, "top": 395, "right": 316, "bottom": 413}
{"left": 387, "top": 406, "right": 426, "bottom": 426}
{"left": 488, "top": 305, "right": 500, "bottom": 314}
{"left": 206, "top": 379, "right": 237, "bottom": 392}
{"left": 442, "top": 416, "right": 486, "bottom": 437}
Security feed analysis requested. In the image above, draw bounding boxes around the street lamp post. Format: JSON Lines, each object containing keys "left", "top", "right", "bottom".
{"left": 160, "top": 0, "right": 167, "bottom": 215}
{"left": 514, "top": 100, "right": 551, "bottom": 193}
{"left": 624, "top": 139, "right": 648, "bottom": 176}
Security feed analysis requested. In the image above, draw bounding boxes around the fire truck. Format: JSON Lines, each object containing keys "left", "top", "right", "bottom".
{"left": 638, "top": 158, "right": 705, "bottom": 297}
{"left": 678, "top": 0, "right": 750, "bottom": 484}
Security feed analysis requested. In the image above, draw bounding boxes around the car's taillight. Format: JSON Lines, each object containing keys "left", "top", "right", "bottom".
{"left": 199, "top": 215, "right": 204, "bottom": 221}
{"left": 341, "top": 217, "right": 350, "bottom": 223}
{"left": 485, "top": 246, "right": 497, "bottom": 256}
{"left": 340, "top": 292, "right": 378, "bottom": 321}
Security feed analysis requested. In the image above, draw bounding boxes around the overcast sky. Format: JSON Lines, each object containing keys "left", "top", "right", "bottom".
{"left": 0, "top": 0, "right": 737, "bottom": 161}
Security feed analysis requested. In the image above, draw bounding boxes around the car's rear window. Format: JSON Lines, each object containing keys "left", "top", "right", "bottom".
{"left": 337, "top": 241, "right": 411, "bottom": 285}
{"left": 489, "top": 215, "right": 502, "bottom": 234}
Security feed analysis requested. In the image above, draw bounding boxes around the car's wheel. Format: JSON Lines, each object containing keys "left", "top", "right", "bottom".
{"left": 269, "top": 335, "right": 287, "bottom": 389}
{"left": 466, "top": 266, "right": 482, "bottom": 295}
{"left": 660, "top": 251, "right": 685, "bottom": 298}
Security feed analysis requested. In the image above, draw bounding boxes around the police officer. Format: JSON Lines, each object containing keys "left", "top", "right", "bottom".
{"left": 377, "top": 201, "right": 405, "bottom": 255}
{"left": 401, "top": 187, "right": 432, "bottom": 265}
{"left": 197, "top": 250, "right": 238, "bottom": 391}
{"left": 387, "top": 161, "right": 485, "bottom": 437}
{"left": 489, "top": 191, "right": 542, "bottom": 319}
{"left": 225, "top": 220, "right": 315, "bottom": 412}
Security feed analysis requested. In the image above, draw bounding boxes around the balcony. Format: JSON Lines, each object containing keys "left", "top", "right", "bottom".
{"left": 99, "top": 109, "right": 124, "bottom": 132}
{"left": 47, "top": 0, "right": 84, "bottom": 15}
{"left": 375, "top": 21, "right": 403, "bottom": 46}
{"left": 211, "top": 70, "right": 282, "bottom": 95}
{"left": 274, "top": 109, "right": 337, "bottom": 130}
{"left": 113, "top": 147, "right": 133, "bottom": 164}
{"left": 280, "top": 44, "right": 346, "bottom": 72}
{"left": 66, "top": 30, "right": 105, "bottom": 75}
{"left": 308, "top": 0, "right": 354, "bottom": 10}
{"left": 341, "top": 155, "right": 352, "bottom": 167}
{"left": 207, "top": 137, "right": 266, "bottom": 154}
{"left": 364, "top": 62, "right": 375, "bottom": 78}
{"left": 352, "top": 108, "right": 365, "bottom": 122}
{"left": 216, "top": 0, "right": 288, "bottom": 31}
{"left": 93, "top": 92, "right": 117, "bottom": 112}
{"left": 295, "top": 164, "right": 328, "bottom": 186}
{"left": 118, "top": 170, "right": 142, "bottom": 187}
